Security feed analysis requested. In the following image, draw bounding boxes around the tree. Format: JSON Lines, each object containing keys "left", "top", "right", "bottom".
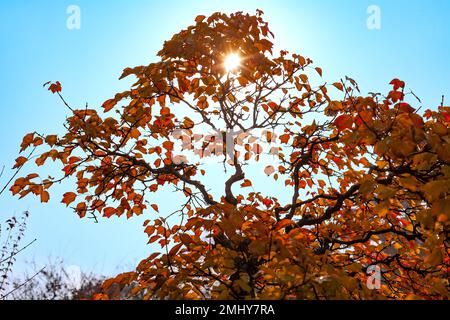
{"left": 0, "top": 210, "right": 31, "bottom": 299}
{"left": 8, "top": 259, "right": 103, "bottom": 300}
{"left": 1, "top": 166, "right": 36, "bottom": 300}
{"left": 10, "top": 11, "right": 450, "bottom": 300}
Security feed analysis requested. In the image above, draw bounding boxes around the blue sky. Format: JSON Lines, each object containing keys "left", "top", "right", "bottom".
{"left": 1, "top": 0, "right": 449, "bottom": 277}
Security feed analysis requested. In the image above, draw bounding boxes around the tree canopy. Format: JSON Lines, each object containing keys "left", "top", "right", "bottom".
{"left": 11, "top": 11, "right": 450, "bottom": 300}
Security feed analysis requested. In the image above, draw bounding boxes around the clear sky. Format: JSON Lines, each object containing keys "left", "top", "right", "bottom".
{"left": 1, "top": 0, "right": 449, "bottom": 278}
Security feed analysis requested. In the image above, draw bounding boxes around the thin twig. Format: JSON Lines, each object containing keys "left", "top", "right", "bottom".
{"left": 57, "top": 92, "right": 75, "bottom": 113}
{"left": 0, "top": 267, "right": 45, "bottom": 300}
{"left": 0, "top": 238, "right": 37, "bottom": 264}
{"left": 0, "top": 147, "right": 36, "bottom": 197}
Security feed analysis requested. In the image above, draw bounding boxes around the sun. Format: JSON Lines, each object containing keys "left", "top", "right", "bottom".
{"left": 224, "top": 53, "right": 241, "bottom": 72}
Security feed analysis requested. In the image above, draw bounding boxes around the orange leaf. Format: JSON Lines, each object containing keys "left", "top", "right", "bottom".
{"left": 162, "top": 141, "right": 174, "bottom": 151}
{"left": 13, "top": 156, "right": 28, "bottom": 169}
{"left": 315, "top": 67, "right": 323, "bottom": 77}
{"left": 183, "top": 117, "right": 195, "bottom": 128}
{"left": 76, "top": 202, "right": 87, "bottom": 218}
{"left": 130, "top": 128, "right": 141, "bottom": 139}
{"left": 148, "top": 235, "right": 160, "bottom": 244}
{"left": 45, "top": 135, "right": 58, "bottom": 146}
{"left": 144, "top": 225, "right": 155, "bottom": 236}
{"left": 333, "top": 82, "right": 344, "bottom": 91}
{"left": 241, "top": 179, "right": 252, "bottom": 188}
{"left": 275, "top": 219, "right": 294, "bottom": 231}
{"left": 237, "top": 76, "right": 248, "bottom": 87}
{"left": 160, "top": 107, "right": 170, "bottom": 116}
{"left": 318, "top": 180, "right": 326, "bottom": 189}
{"left": 20, "top": 133, "right": 35, "bottom": 152}
{"left": 299, "top": 180, "right": 307, "bottom": 189}
{"left": 40, "top": 191, "right": 50, "bottom": 203}
{"left": 33, "top": 137, "right": 43, "bottom": 147}
{"left": 195, "top": 15, "right": 206, "bottom": 23}
{"left": 62, "top": 192, "right": 77, "bottom": 206}
{"left": 102, "top": 99, "right": 117, "bottom": 112}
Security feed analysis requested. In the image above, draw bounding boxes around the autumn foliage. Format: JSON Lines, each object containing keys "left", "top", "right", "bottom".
{"left": 11, "top": 11, "right": 450, "bottom": 300}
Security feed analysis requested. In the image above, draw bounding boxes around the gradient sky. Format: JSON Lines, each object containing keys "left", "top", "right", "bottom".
{"left": 1, "top": 0, "right": 449, "bottom": 278}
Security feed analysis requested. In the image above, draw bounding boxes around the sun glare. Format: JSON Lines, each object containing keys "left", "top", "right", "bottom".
{"left": 224, "top": 53, "right": 241, "bottom": 72}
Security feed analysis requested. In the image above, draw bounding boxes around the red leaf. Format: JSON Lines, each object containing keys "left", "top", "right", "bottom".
{"left": 48, "top": 81, "right": 62, "bottom": 94}
{"left": 442, "top": 111, "right": 450, "bottom": 122}
{"left": 241, "top": 179, "right": 252, "bottom": 187}
{"left": 148, "top": 235, "right": 160, "bottom": 244}
{"left": 424, "top": 109, "right": 433, "bottom": 119}
{"left": 390, "top": 78, "right": 405, "bottom": 91}
{"left": 279, "top": 134, "right": 290, "bottom": 144}
{"left": 388, "top": 90, "right": 404, "bottom": 102}
{"left": 334, "top": 115, "right": 353, "bottom": 131}
{"left": 169, "top": 243, "right": 183, "bottom": 256}
{"left": 162, "top": 141, "right": 174, "bottom": 151}
{"left": 180, "top": 233, "right": 192, "bottom": 245}
{"left": 103, "top": 207, "right": 117, "bottom": 218}
{"left": 396, "top": 102, "right": 415, "bottom": 113}
{"left": 262, "top": 198, "right": 273, "bottom": 207}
